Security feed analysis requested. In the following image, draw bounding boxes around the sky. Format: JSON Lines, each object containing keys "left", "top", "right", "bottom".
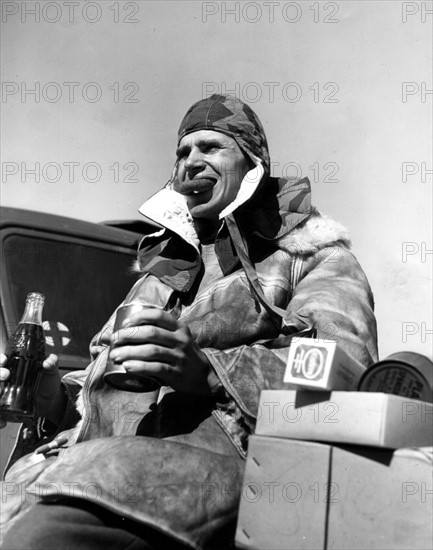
{"left": 1, "top": 0, "right": 432, "bottom": 359}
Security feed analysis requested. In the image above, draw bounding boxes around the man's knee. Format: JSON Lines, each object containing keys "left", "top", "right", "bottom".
{"left": 2, "top": 500, "right": 139, "bottom": 549}
{"left": 2, "top": 499, "right": 184, "bottom": 550}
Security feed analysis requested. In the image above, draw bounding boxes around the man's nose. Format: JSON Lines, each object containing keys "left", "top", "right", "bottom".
{"left": 184, "top": 147, "right": 205, "bottom": 171}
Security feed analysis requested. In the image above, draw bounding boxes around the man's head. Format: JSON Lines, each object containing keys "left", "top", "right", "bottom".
{"left": 173, "top": 129, "right": 252, "bottom": 221}
{"left": 171, "top": 94, "right": 269, "bottom": 223}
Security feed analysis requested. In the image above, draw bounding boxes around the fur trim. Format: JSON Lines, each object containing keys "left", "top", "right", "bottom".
{"left": 132, "top": 208, "right": 351, "bottom": 274}
{"left": 278, "top": 207, "right": 351, "bottom": 256}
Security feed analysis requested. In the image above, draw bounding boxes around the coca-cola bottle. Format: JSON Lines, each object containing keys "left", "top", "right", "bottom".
{"left": 0, "top": 292, "right": 46, "bottom": 423}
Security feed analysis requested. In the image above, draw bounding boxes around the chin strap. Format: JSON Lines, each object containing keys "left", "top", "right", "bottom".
{"left": 225, "top": 214, "right": 288, "bottom": 323}
{"left": 225, "top": 213, "right": 314, "bottom": 335}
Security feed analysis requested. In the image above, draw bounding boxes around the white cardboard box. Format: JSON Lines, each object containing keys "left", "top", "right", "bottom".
{"left": 328, "top": 444, "right": 433, "bottom": 549}
{"left": 255, "top": 390, "right": 433, "bottom": 448}
{"left": 236, "top": 436, "right": 433, "bottom": 550}
{"left": 235, "top": 437, "right": 330, "bottom": 550}
{"left": 283, "top": 338, "right": 366, "bottom": 390}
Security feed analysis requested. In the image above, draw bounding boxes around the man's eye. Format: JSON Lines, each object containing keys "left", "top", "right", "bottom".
{"left": 203, "top": 145, "right": 219, "bottom": 153}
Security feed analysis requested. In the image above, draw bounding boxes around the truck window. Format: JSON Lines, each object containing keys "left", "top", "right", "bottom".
{"left": 2, "top": 233, "right": 138, "bottom": 371}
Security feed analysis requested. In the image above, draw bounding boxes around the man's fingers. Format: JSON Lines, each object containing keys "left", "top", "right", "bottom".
{"left": 110, "top": 344, "right": 180, "bottom": 365}
{"left": 123, "top": 309, "right": 178, "bottom": 331}
{"left": 120, "top": 360, "right": 170, "bottom": 383}
{"left": 112, "top": 325, "right": 181, "bottom": 347}
{"left": 0, "top": 367, "right": 10, "bottom": 381}
{"left": 0, "top": 354, "right": 58, "bottom": 381}
{"left": 42, "top": 354, "right": 58, "bottom": 371}
{"left": 1, "top": 354, "right": 58, "bottom": 374}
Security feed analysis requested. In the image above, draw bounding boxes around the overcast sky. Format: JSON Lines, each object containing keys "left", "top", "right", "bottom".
{"left": 1, "top": 0, "right": 432, "bottom": 359}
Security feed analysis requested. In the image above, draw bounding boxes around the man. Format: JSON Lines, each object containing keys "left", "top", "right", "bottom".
{"left": 0, "top": 94, "right": 378, "bottom": 549}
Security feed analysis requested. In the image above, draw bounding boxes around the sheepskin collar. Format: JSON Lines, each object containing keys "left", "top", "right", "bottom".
{"left": 235, "top": 175, "right": 351, "bottom": 255}
{"left": 134, "top": 176, "right": 352, "bottom": 288}
{"left": 280, "top": 206, "right": 351, "bottom": 255}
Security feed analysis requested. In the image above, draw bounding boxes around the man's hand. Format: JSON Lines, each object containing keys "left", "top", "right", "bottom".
{"left": 0, "top": 353, "right": 66, "bottom": 427}
{"left": 109, "top": 309, "right": 213, "bottom": 396}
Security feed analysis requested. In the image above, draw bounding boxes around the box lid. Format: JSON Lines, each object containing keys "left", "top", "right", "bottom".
{"left": 256, "top": 390, "right": 433, "bottom": 449}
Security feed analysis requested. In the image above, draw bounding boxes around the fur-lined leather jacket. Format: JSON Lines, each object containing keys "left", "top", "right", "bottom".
{"left": 1, "top": 176, "right": 378, "bottom": 549}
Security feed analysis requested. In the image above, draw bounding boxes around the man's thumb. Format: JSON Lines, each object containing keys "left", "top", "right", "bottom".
{"left": 41, "top": 354, "right": 59, "bottom": 373}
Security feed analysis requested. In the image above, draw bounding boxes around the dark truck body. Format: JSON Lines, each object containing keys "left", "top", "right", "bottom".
{"left": 0, "top": 207, "right": 153, "bottom": 476}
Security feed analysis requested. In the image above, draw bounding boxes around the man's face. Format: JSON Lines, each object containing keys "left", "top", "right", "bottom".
{"left": 173, "top": 130, "right": 252, "bottom": 221}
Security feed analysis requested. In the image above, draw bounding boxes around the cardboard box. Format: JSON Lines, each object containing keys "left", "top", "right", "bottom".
{"left": 255, "top": 390, "right": 433, "bottom": 449}
{"left": 235, "top": 436, "right": 433, "bottom": 550}
{"left": 235, "top": 437, "right": 331, "bottom": 550}
{"left": 283, "top": 338, "right": 366, "bottom": 391}
{"left": 328, "top": 444, "right": 433, "bottom": 549}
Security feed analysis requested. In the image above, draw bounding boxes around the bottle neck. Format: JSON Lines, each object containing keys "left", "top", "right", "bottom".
{"left": 20, "top": 294, "right": 45, "bottom": 325}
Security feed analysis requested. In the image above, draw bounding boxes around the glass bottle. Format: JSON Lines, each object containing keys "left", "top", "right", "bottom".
{"left": 0, "top": 293, "right": 46, "bottom": 423}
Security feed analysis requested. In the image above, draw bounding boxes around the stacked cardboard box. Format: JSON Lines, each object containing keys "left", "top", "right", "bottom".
{"left": 235, "top": 435, "right": 432, "bottom": 549}
{"left": 255, "top": 390, "right": 433, "bottom": 448}
{"left": 235, "top": 389, "right": 433, "bottom": 549}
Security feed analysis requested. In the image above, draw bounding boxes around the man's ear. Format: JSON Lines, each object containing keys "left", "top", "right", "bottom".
{"left": 166, "top": 159, "right": 180, "bottom": 190}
